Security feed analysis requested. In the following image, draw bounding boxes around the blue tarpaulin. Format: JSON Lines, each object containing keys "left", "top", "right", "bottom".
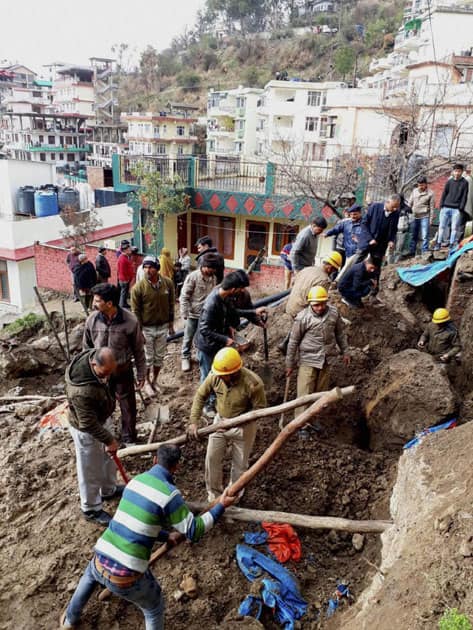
{"left": 396, "top": 242, "right": 473, "bottom": 287}
{"left": 236, "top": 544, "right": 307, "bottom": 629}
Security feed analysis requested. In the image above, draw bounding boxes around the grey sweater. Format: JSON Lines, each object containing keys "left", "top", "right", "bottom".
{"left": 290, "top": 226, "right": 319, "bottom": 271}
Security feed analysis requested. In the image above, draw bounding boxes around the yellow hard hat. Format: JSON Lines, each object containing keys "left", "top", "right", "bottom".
{"left": 307, "top": 285, "right": 329, "bottom": 303}
{"left": 212, "top": 347, "right": 243, "bottom": 376}
{"left": 323, "top": 251, "right": 343, "bottom": 270}
{"left": 432, "top": 308, "right": 450, "bottom": 324}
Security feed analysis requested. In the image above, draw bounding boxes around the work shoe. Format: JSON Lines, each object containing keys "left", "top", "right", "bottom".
{"left": 181, "top": 358, "right": 191, "bottom": 372}
{"left": 203, "top": 404, "right": 216, "bottom": 419}
{"left": 341, "top": 298, "right": 362, "bottom": 309}
{"left": 60, "top": 610, "right": 76, "bottom": 629}
{"left": 101, "top": 485, "right": 125, "bottom": 501}
{"left": 82, "top": 509, "right": 112, "bottom": 527}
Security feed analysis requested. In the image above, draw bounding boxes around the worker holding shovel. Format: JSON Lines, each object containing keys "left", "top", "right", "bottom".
{"left": 60, "top": 444, "right": 236, "bottom": 630}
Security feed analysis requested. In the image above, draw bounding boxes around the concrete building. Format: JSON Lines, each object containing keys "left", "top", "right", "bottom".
{"left": 206, "top": 87, "right": 263, "bottom": 158}
{"left": 51, "top": 64, "right": 94, "bottom": 118}
{"left": 255, "top": 80, "right": 346, "bottom": 163}
{"left": 123, "top": 109, "right": 197, "bottom": 177}
{"left": 0, "top": 159, "right": 132, "bottom": 312}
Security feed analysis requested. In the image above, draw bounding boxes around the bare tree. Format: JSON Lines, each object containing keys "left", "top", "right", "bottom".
{"left": 60, "top": 208, "right": 103, "bottom": 248}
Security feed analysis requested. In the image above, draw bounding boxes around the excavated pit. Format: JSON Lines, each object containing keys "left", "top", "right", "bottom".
{"left": 1, "top": 254, "right": 472, "bottom": 629}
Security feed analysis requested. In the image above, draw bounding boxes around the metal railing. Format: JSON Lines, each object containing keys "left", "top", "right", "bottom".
{"left": 120, "top": 156, "right": 191, "bottom": 185}
{"left": 195, "top": 157, "right": 268, "bottom": 194}
{"left": 273, "top": 163, "right": 332, "bottom": 196}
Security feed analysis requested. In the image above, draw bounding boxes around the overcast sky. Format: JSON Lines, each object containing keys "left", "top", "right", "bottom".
{"left": 2, "top": 0, "right": 206, "bottom": 75}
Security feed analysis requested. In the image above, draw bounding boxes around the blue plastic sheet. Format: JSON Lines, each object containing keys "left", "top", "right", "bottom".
{"left": 236, "top": 544, "right": 307, "bottom": 629}
{"left": 403, "top": 418, "right": 457, "bottom": 449}
{"left": 244, "top": 531, "right": 268, "bottom": 545}
{"left": 396, "top": 242, "right": 473, "bottom": 287}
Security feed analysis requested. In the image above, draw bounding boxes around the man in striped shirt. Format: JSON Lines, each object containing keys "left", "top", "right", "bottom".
{"left": 61, "top": 444, "right": 235, "bottom": 629}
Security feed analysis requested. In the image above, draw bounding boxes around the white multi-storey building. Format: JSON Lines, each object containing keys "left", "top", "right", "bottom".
{"left": 206, "top": 87, "right": 263, "bottom": 158}
{"left": 52, "top": 65, "right": 95, "bottom": 118}
{"left": 255, "top": 80, "right": 346, "bottom": 162}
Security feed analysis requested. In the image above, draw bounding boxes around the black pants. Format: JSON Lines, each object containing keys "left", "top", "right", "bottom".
{"left": 112, "top": 364, "right": 137, "bottom": 443}
{"left": 119, "top": 281, "right": 130, "bottom": 308}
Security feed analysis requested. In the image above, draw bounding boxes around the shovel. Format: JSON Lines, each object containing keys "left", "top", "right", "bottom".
{"left": 262, "top": 316, "right": 272, "bottom": 388}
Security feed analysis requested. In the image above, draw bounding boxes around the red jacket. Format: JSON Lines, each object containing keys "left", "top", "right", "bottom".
{"left": 117, "top": 253, "right": 135, "bottom": 283}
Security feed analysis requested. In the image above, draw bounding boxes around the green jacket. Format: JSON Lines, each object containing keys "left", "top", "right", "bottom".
{"left": 420, "top": 322, "right": 461, "bottom": 359}
{"left": 65, "top": 349, "right": 116, "bottom": 444}
{"left": 131, "top": 276, "right": 175, "bottom": 327}
{"left": 189, "top": 367, "right": 266, "bottom": 427}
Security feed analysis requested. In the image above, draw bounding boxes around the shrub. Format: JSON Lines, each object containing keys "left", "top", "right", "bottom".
{"left": 439, "top": 609, "right": 472, "bottom": 630}
{"left": 3, "top": 313, "right": 44, "bottom": 337}
{"left": 176, "top": 71, "right": 201, "bottom": 91}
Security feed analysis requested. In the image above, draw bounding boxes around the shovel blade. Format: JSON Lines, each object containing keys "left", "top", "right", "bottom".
{"left": 262, "top": 364, "right": 273, "bottom": 388}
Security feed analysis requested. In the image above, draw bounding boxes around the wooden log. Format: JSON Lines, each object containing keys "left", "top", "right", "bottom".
{"left": 118, "top": 386, "right": 355, "bottom": 458}
{"left": 187, "top": 502, "right": 391, "bottom": 534}
{"left": 0, "top": 395, "right": 67, "bottom": 402}
{"left": 33, "top": 286, "right": 68, "bottom": 361}
{"left": 227, "top": 387, "right": 353, "bottom": 499}
{"left": 98, "top": 387, "right": 354, "bottom": 603}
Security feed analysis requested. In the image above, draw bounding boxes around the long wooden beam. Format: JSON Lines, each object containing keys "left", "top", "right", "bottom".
{"left": 118, "top": 386, "right": 355, "bottom": 457}
{"left": 187, "top": 502, "right": 391, "bottom": 534}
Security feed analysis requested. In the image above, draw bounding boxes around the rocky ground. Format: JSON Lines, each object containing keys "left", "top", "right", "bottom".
{"left": 1, "top": 254, "right": 473, "bottom": 629}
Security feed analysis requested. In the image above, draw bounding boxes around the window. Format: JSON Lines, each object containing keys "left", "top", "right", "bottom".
{"left": 67, "top": 153, "right": 75, "bottom": 162}
{"left": 177, "top": 145, "right": 184, "bottom": 156}
{"left": 303, "top": 142, "right": 326, "bottom": 161}
{"left": 50, "top": 153, "right": 55, "bottom": 160}
{"left": 191, "top": 212, "right": 235, "bottom": 259}
{"left": 236, "top": 120, "right": 245, "bottom": 131}
{"left": 320, "top": 116, "right": 337, "bottom": 138}
{"left": 48, "top": 135, "right": 55, "bottom": 145}
{"left": 305, "top": 117, "right": 319, "bottom": 132}
{"left": 235, "top": 142, "right": 243, "bottom": 153}
{"left": 236, "top": 96, "right": 246, "bottom": 108}
{"left": 153, "top": 126, "right": 160, "bottom": 137}
{"left": 176, "top": 126, "right": 185, "bottom": 136}
{"left": 59, "top": 153, "right": 64, "bottom": 160}
{"left": 0, "top": 260, "right": 10, "bottom": 302}
{"left": 271, "top": 223, "right": 299, "bottom": 256}
{"left": 257, "top": 118, "right": 265, "bottom": 131}
{"left": 146, "top": 143, "right": 152, "bottom": 154}
{"left": 307, "top": 91, "right": 322, "bottom": 106}
{"left": 39, "top": 135, "right": 44, "bottom": 143}
{"left": 39, "top": 153, "right": 46, "bottom": 162}
{"left": 156, "top": 144, "right": 166, "bottom": 154}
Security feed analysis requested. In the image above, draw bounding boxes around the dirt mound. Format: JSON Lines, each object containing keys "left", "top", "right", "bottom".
{"left": 341, "top": 420, "right": 473, "bottom": 629}
{"left": 362, "top": 349, "right": 458, "bottom": 450}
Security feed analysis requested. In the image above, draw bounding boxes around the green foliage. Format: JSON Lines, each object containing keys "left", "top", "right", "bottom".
{"left": 244, "top": 66, "right": 260, "bottom": 87}
{"left": 439, "top": 609, "right": 472, "bottom": 630}
{"left": 334, "top": 46, "right": 356, "bottom": 78}
{"left": 3, "top": 313, "right": 44, "bottom": 337}
{"left": 364, "top": 17, "right": 389, "bottom": 48}
{"left": 131, "top": 162, "right": 190, "bottom": 251}
{"left": 176, "top": 71, "right": 201, "bottom": 91}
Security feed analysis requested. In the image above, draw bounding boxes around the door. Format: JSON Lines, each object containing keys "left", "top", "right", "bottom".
{"left": 245, "top": 220, "right": 269, "bottom": 271}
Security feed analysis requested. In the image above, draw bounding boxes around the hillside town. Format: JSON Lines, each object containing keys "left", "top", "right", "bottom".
{"left": 2, "top": 1, "right": 473, "bottom": 629}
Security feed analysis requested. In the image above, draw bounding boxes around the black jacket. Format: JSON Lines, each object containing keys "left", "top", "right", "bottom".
{"left": 338, "top": 261, "right": 376, "bottom": 298}
{"left": 358, "top": 203, "right": 399, "bottom": 255}
{"left": 74, "top": 261, "right": 97, "bottom": 291}
{"left": 196, "top": 247, "right": 225, "bottom": 284}
{"left": 194, "top": 288, "right": 241, "bottom": 355}
{"left": 440, "top": 177, "right": 469, "bottom": 211}
{"left": 95, "top": 253, "right": 111, "bottom": 280}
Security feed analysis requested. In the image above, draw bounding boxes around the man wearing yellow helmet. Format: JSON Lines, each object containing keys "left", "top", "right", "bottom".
{"left": 286, "top": 285, "right": 350, "bottom": 428}
{"left": 188, "top": 348, "right": 266, "bottom": 502}
{"left": 418, "top": 308, "right": 461, "bottom": 362}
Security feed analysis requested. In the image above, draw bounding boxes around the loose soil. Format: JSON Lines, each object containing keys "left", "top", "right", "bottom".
{"left": 1, "top": 257, "right": 471, "bottom": 630}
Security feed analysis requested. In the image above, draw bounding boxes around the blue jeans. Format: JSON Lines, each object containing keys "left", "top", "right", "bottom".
{"left": 182, "top": 317, "right": 198, "bottom": 359}
{"left": 437, "top": 207, "right": 462, "bottom": 247}
{"left": 198, "top": 349, "right": 216, "bottom": 407}
{"left": 64, "top": 558, "right": 164, "bottom": 630}
{"left": 409, "top": 216, "right": 430, "bottom": 254}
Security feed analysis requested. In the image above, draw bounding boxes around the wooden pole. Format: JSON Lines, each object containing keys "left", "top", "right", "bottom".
{"left": 226, "top": 387, "right": 352, "bottom": 499}
{"left": 118, "top": 386, "right": 355, "bottom": 458}
{"left": 61, "top": 300, "right": 71, "bottom": 361}
{"left": 33, "top": 286, "right": 68, "bottom": 361}
{"left": 187, "top": 502, "right": 391, "bottom": 534}
{"left": 98, "top": 387, "right": 354, "bottom": 603}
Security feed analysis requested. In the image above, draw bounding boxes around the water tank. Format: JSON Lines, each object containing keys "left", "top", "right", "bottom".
{"left": 34, "top": 190, "right": 59, "bottom": 217}
{"left": 16, "top": 186, "right": 36, "bottom": 215}
{"left": 58, "top": 187, "right": 80, "bottom": 212}
{"left": 95, "top": 187, "right": 128, "bottom": 207}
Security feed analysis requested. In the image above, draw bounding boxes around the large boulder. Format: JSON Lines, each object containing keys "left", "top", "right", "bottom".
{"left": 362, "top": 349, "right": 457, "bottom": 450}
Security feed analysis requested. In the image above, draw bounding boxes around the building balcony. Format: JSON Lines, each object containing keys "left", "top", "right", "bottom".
{"left": 207, "top": 104, "right": 236, "bottom": 117}
{"left": 394, "top": 30, "right": 427, "bottom": 52}
{"left": 369, "top": 56, "right": 393, "bottom": 73}
{"left": 207, "top": 128, "right": 235, "bottom": 137}
{"left": 26, "top": 144, "right": 91, "bottom": 152}
{"left": 269, "top": 102, "right": 296, "bottom": 117}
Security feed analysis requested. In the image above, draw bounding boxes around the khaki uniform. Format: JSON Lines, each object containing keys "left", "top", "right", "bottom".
{"left": 285, "top": 265, "right": 331, "bottom": 318}
{"left": 190, "top": 367, "right": 266, "bottom": 501}
{"left": 286, "top": 304, "right": 348, "bottom": 417}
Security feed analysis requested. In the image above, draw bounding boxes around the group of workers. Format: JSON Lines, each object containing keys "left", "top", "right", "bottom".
{"left": 60, "top": 170, "right": 465, "bottom": 627}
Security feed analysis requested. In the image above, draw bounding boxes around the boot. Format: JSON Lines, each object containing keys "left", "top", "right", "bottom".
{"left": 181, "top": 357, "right": 191, "bottom": 372}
